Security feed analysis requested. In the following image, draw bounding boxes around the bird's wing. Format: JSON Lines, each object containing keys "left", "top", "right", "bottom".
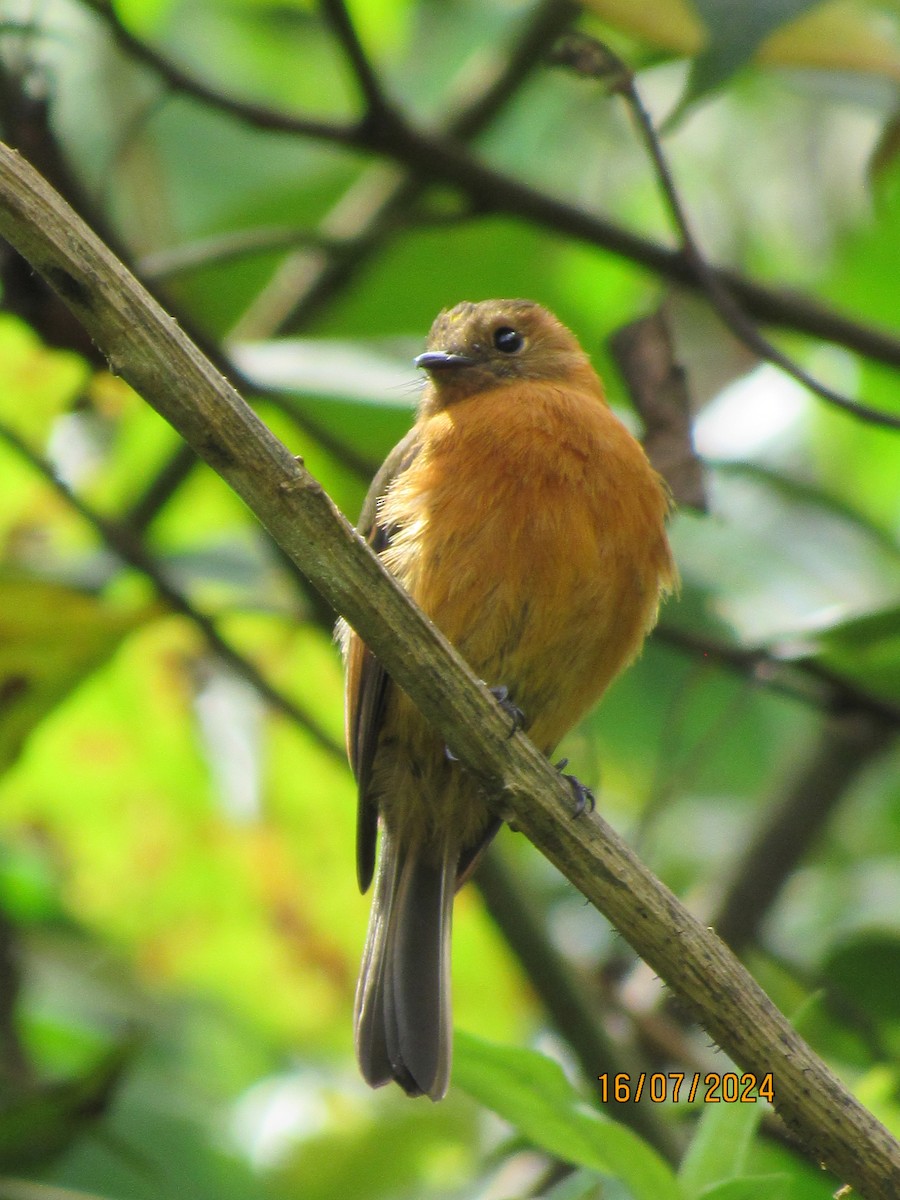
{"left": 346, "top": 426, "right": 422, "bottom": 893}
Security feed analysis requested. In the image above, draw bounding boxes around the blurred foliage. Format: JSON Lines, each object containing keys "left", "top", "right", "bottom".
{"left": 1, "top": 0, "right": 900, "bottom": 1196}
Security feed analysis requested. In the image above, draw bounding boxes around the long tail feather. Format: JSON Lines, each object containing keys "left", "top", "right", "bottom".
{"left": 355, "top": 831, "right": 454, "bottom": 1101}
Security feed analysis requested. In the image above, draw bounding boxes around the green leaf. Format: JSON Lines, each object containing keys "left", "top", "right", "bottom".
{"left": 0, "top": 318, "right": 88, "bottom": 442}
{"left": 454, "top": 1033, "right": 681, "bottom": 1200}
{"left": 678, "top": 1098, "right": 765, "bottom": 1197}
{"left": 822, "top": 931, "right": 900, "bottom": 1024}
{"left": 697, "top": 1178, "right": 790, "bottom": 1200}
{"left": 683, "top": 0, "right": 822, "bottom": 104}
{"left": 0, "top": 576, "right": 148, "bottom": 775}
{"left": 0, "top": 1040, "right": 135, "bottom": 1171}
{"left": 815, "top": 603, "right": 900, "bottom": 704}
{"left": 0, "top": 841, "right": 62, "bottom": 924}
{"left": 670, "top": 464, "right": 900, "bottom": 646}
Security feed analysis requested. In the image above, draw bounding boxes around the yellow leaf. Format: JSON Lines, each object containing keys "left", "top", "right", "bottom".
{"left": 583, "top": 0, "right": 900, "bottom": 84}
{"left": 0, "top": 317, "right": 88, "bottom": 440}
{"left": 584, "top": 0, "right": 705, "bottom": 55}
{"left": 761, "top": 1, "right": 900, "bottom": 83}
{"left": 0, "top": 576, "right": 148, "bottom": 772}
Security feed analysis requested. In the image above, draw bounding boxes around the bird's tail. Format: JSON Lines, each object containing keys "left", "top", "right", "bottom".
{"left": 354, "top": 829, "right": 454, "bottom": 1101}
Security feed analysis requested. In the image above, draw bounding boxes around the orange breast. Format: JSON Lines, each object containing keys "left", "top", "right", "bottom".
{"left": 380, "top": 379, "right": 675, "bottom": 753}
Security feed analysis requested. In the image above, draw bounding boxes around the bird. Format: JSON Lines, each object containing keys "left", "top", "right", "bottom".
{"left": 341, "top": 298, "right": 676, "bottom": 1101}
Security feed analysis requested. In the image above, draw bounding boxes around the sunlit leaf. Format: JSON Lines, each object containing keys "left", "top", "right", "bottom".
{"left": 0, "top": 577, "right": 148, "bottom": 775}
{"left": 0, "top": 319, "right": 88, "bottom": 442}
{"left": 272, "top": 1091, "right": 477, "bottom": 1200}
{"left": 454, "top": 1034, "right": 681, "bottom": 1200}
{"left": 815, "top": 603, "right": 900, "bottom": 701}
{"left": 585, "top": 0, "right": 900, "bottom": 86}
{"left": 678, "top": 1098, "right": 765, "bottom": 1197}
{"left": 822, "top": 931, "right": 900, "bottom": 1023}
{"left": 583, "top": 0, "right": 705, "bottom": 55}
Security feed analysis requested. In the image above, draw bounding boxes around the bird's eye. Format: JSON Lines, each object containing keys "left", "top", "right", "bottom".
{"left": 493, "top": 326, "right": 524, "bottom": 354}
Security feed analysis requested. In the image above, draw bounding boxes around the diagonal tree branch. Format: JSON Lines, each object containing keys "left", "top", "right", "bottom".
{"left": 2, "top": 138, "right": 899, "bottom": 1199}
{"left": 475, "top": 849, "right": 682, "bottom": 1161}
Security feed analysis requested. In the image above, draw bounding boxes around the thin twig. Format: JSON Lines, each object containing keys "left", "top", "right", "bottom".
{"left": 71, "top": 0, "right": 900, "bottom": 375}
{"left": 77, "top": 0, "right": 360, "bottom": 144}
{"left": 256, "top": 0, "right": 580, "bottom": 338}
{"left": 126, "top": 0, "right": 580, "bottom": 512}
{"left": 0, "top": 912, "right": 31, "bottom": 1091}
{"left": 318, "top": 0, "right": 392, "bottom": 120}
{"left": 0, "top": 422, "right": 345, "bottom": 765}
{"left": 123, "top": 441, "right": 197, "bottom": 533}
{"left": 655, "top": 622, "right": 900, "bottom": 729}
{"left": 713, "top": 712, "right": 895, "bottom": 954}
{"left": 551, "top": 34, "right": 900, "bottom": 431}
{"left": 449, "top": 0, "right": 580, "bottom": 139}
{"left": 138, "top": 227, "right": 350, "bottom": 280}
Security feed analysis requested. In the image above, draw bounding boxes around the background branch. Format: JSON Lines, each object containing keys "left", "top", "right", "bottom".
{"left": 0, "top": 420, "right": 344, "bottom": 764}
{"left": 713, "top": 711, "right": 896, "bottom": 955}
{"left": 76, "top": 0, "right": 359, "bottom": 144}
{"left": 73, "top": 0, "right": 900, "bottom": 376}
{"left": 234, "top": 0, "right": 578, "bottom": 339}
{"left": 656, "top": 623, "right": 900, "bottom": 729}
{"left": 552, "top": 33, "right": 900, "bottom": 431}
{"left": 318, "top": 0, "right": 394, "bottom": 121}
{"left": 2, "top": 138, "right": 899, "bottom": 1198}
{"left": 610, "top": 308, "right": 707, "bottom": 511}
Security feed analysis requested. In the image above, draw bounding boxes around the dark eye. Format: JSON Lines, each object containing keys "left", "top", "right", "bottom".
{"left": 493, "top": 326, "right": 524, "bottom": 354}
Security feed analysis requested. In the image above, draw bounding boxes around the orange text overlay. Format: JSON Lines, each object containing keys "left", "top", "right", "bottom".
{"left": 597, "top": 1072, "right": 774, "bottom": 1104}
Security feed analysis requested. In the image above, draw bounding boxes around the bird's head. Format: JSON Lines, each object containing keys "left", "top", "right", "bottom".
{"left": 415, "top": 299, "right": 597, "bottom": 410}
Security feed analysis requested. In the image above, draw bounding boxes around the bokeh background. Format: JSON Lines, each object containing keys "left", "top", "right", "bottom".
{"left": 2, "top": 1, "right": 900, "bottom": 1197}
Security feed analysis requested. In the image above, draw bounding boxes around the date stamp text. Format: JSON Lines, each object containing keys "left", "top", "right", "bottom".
{"left": 597, "top": 1072, "right": 774, "bottom": 1104}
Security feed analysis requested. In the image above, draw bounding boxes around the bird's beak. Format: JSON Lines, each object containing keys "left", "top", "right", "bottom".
{"left": 414, "top": 351, "right": 475, "bottom": 371}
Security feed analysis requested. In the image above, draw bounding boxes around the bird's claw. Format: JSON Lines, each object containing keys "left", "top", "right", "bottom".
{"left": 488, "top": 684, "right": 526, "bottom": 737}
{"left": 554, "top": 758, "right": 595, "bottom": 817}
{"left": 444, "top": 684, "right": 524, "bottom": 762}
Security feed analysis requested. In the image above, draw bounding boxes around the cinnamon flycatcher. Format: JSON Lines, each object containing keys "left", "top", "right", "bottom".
{"left": 342, "top": 299, "right": 676, "bottom": 1100}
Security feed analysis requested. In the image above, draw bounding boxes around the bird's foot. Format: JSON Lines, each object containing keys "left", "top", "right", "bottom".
{"left": 554, "top": 758, "right": 595, "bottom": 817}
{"left": 488, "top": 685, "right": 526, "bottom": 737}
{"left": 443, "top": 685, "right": 524, "bottom": 763}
